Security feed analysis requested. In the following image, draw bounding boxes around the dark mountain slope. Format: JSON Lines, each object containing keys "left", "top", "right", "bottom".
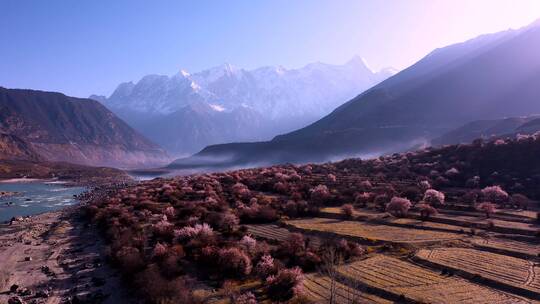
{"left": 432, "top": 116, "right": 540, "bottom": 146}
{"left": 0, "top": 87, "right": 169, "bottom": 167}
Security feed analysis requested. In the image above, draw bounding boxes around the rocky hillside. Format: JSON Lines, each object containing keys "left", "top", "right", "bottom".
{"left": 0, "top": 133, "right": 42, "bottom": 161}
{"left": 0, "top": 87, "right": 169, "bottom": 168}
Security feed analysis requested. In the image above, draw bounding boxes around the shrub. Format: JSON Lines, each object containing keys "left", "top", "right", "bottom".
{"left": 335, "top": 239, "right": 364, "bottom": 259}
{"left": 481, "top": 186, "right": 509, "bottom": 205}
{"left": 354, "top": 192, "right": 371, "bottom": 207}
{"left": 327, "top": 174, "right": 337, "bottom": 182}
{"left": 274, "top": 182, "right": 289, "bottom": 194}
{"left": 233, "top": 292, "right": 257, "bottom": 304}
{"left": 238, "top": 203, "right": 278, "bottom": 223}
{"left": 266, "top": 267, "right": 304, "bottom": 302}
{"left": 232, "top": 183, "right": 251, "bottom": 199}
{"left": 284, "top": 200, "right": 299, "bottom": 217}
{"left": 385, "top": 197, "right": 412, "bottom": 217}
{"left": 115, "top": 246, "right": 144, "bottom": 273}
{"left": 297, "top": 250, "right": 322, "bottom": 271}
{"left": 218, "top": 248, "right": 252, "bottom": 278}
{"left": 445, "top": 167, "right": 460, "bottom": 177}
{"left": 358, "top": 180, "right": 373, "bottom": 191}
{"left": 163, "top": 206, "right": 175, "bottom": 218}
{"left": 239, "top": 235, "right": 257, "bottom": 255}
{"left": 463, "top": 190, "right": 480, "bottom": 205}
{"left": 175, "top": 223, "right": 216, "bottom": 247}
{"left": 477, "top": 202, "right": 496, "bottom": 218}
{"left": 466, "top": 176, "right": 480, "bottom": 188}
{"left": 281, "top": 233, "right": 306, "bottom": 256}
{"left": 310, "top": 184, "right": 330, "bottom": 204}
{"left": 417, "top": 203, "right": 438, "bottom": 220}
{"left": 255, "top": 254, "right": 276, "bottom": 278}
{"left": 207, "top": 211, "right": 239, "bottom": 233}
{"left": 510, "top": 194, "right": 529, "bottom": 209}
{"left": 289, "top": 173, "right": 302, "bottom": 182}
{"left": 135, "top": 264, "right": 194, "bottom": 303}
{"left": 419, "top": 180, "right": 431, "bottom": 191}
{"left": 153, "top": 218, "right": 174, "bottom": 238}
{"left": 374, "top": 194, "right": 390, "bottom": 210}
{"left": 423, "top": 189, "right": 445, "bottom": 205}
{"left": 341, "top": 204, "right": 354, "bottom": 218}
{"left": 152, "top": 242, "right": 168, "bottom": 259}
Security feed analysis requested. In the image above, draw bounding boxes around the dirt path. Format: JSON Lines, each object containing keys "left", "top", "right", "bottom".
{"left": 0, "top": 210, "right": 133, "bottom": 304}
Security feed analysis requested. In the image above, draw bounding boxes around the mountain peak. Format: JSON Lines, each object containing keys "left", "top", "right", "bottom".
{"left": 346, "top": 55, "right": 374, "bottom": 72}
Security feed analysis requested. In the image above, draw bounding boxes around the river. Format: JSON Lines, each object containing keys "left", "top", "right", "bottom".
{"left": 0, "top": 180, "right": 86, "bottom": 222}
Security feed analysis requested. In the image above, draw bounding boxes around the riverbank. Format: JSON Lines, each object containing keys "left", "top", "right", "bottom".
{"left": 0, "top": 208, "right": 134, "bottom": 304}
{"left": 0, "top": 160, "right": 132, "bottom": 187}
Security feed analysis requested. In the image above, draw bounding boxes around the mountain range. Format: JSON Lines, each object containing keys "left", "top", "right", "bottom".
{"left": 0, "top": 87, "right": 168, "bottom": 168}
{"left": 93, "top": 57, "right": 395, "bottom": 155}
{"left": 171, "top": 20, "right": 540, "bottom": 169}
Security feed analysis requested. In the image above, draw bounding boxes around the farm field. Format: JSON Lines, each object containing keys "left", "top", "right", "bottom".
{"left": 418, "top": 212, "right": 539, "bottom": 235}
{"left": 304, "top": 273, "right": 392, "bottom": 304}
{"left": 415, "top": 247, "right": 540, "bottom": 297}
{"left": 245, "top": 224, "right": 323, "bottom": 247}
{"left": 471, "top": 237, "right": 540, "bottom": 258}
{"left": 285, "top": 218, "right": 463, "bottom": 244}
{"left": 336, "top": 255, "right": 532, "bottom": 304}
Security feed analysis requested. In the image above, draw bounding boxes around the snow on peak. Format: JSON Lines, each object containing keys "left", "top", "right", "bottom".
{"left": 103, "top": 57, "right": 398, "bottom": 118}
{"left": 180, "top": 69, "right": 191, "bottom": 77}
{"left": 345, "top": 55, "right": 374, "bottom": 72}
{"left": 190, "top": 81, "right": 201, "bottom": 91}
{"left": 209, "top": 104, "right": 226, "bottom": 112}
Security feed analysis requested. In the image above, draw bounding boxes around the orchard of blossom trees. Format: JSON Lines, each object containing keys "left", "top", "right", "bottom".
{"left": 83, "top": 133, "right": 539, "bottom": 302}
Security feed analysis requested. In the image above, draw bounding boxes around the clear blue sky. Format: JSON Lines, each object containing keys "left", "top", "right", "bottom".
{"left": 1, "top": 0, "right": 539, "bottom": 97}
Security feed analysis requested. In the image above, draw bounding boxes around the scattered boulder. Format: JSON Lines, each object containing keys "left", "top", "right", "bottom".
{"left": 8, "top": 296, "right": 25, "bottom": 304}
{"left": 40, "top": 265, "right": 54, "bottom": 276}
{"left": 9, "top": 284, "right": 19, "bottom": 293}
{"left": 36, "top": 289, "right": 50, "bottom": 298}
{"left": 17, "top": 287, "right": 31, "bottom": 296}
{"left": 24, "top": 256, "right": 32, "bottom": 261}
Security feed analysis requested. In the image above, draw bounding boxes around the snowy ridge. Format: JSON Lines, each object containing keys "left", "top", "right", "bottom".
{"left": 102, "top": 56, "right": 396, "bottom": 119}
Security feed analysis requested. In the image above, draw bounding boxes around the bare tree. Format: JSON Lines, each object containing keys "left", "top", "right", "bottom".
{"left": 319, "top": 247, "right": 341, "bottom": 304}
{"left": 319, "top": 246, "right": 364, "bottom": 304}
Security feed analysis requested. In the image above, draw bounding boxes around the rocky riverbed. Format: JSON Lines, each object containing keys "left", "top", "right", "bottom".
{"left": 0, "top": 209, "right": 133, "bottom": 304}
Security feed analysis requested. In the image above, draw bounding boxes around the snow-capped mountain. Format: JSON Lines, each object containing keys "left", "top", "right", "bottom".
{"left": 94, "top": 57, "right": 395, "bottom": 155}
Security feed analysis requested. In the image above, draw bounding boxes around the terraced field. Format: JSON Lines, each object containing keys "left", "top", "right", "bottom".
{"left": 471, "top": 237, "right": 540, "bottom": 258}
{"left": 420, "top": 212, "right": 539, "bottom": 235}
{"left": 336, "top": 256, "right": 531, "bottom": 304}
{"left": 245, "top": 224, "right": 322, "bottom": 247}
{"left": 415, "top": 248, "right": 540, "bottom": 297}
{"left": 304, "top": 273, "right": 392, "bottom": 304}
{"left": 285, "top": 218, "right": 462, "bottom": 244}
